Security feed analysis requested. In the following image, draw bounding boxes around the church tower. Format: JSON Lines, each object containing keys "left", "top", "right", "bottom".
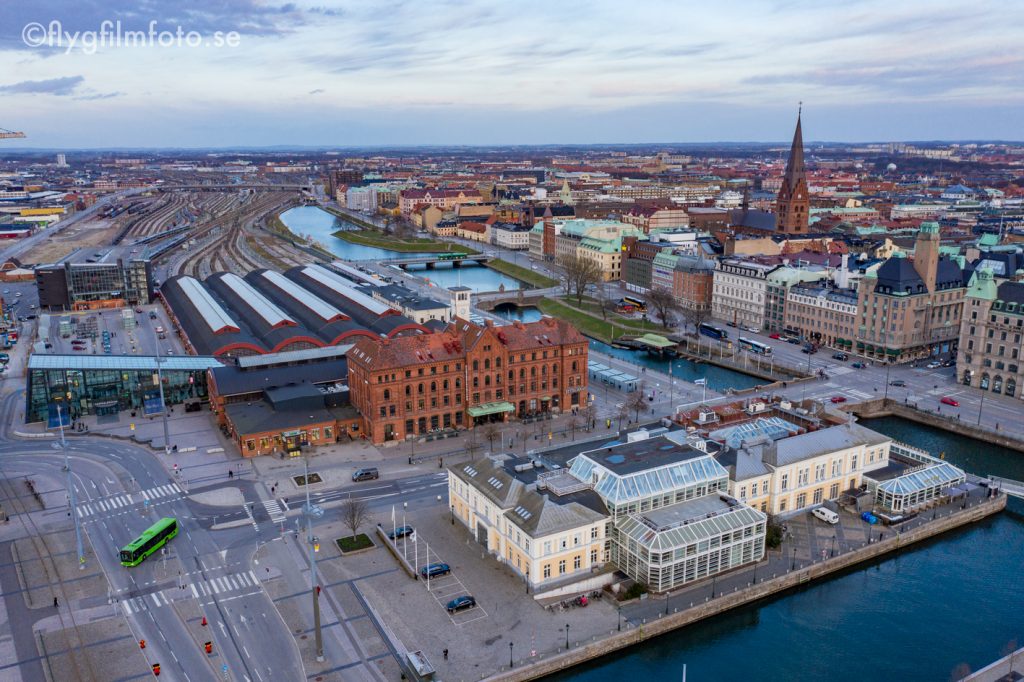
{"left": 775, "top": 107, "right": 809, "bottom": 234}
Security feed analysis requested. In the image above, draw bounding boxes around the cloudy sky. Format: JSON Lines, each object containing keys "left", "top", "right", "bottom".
{"left": 0, "top": 0, "right": 1021, "bottom": 148}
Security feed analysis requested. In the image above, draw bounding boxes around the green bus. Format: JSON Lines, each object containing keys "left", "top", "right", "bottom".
{"left": 119, "top": 517, "right": 178, "bottom": 567}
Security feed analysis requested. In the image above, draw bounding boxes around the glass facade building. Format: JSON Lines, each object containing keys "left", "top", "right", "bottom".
{"left": 26, "top": 355, "right": 220, "bottom": 424}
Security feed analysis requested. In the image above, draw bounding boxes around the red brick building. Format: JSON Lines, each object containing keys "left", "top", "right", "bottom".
{"left": 347, "top": 317, "right": 589, "bottom": 444}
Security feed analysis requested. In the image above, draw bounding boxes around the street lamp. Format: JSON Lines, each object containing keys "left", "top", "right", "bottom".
{"left": 450, "top": 504, "right": 455, "bottom": 525}
{"left": 977, "top": 388, "right": 986, "bottom": 426}
{"left": 791, "top": 546, "right": 797, "bottom": 571}
{"left": 617, "top": 604, "right": 622, "bottom": 631}
{"left": 509, "top": 641, "right": 514, "bottom": 668}
{"left": 711, "top": 573, "right": 716, "bottom": 599}
{"left": 831, "top": 534, "right": 837, "bottom": 557}
{"left": 565, "top": 623, "right": 570, "bottom": 650}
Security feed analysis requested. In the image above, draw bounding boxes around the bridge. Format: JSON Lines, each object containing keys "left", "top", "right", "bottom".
{"left": 474, "top": 287, "right": 561, "bottom": 311}
{"left": 989, "top": 475, "right": 1024, "bottom": 499}
{"left": 376, "top": 253, "right": 494, "bottom": 270}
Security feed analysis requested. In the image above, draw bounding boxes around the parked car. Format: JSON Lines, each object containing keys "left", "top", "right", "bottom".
{"left": 889, "top": 379, "right": 906, "bottom": 387}
{"left": 940, "top": 396, "right": 959, "bottom": 407}
{"left": 420, "top": 562, "right": 451, "bottom": 579}
{"left": 832, "top": 353, "right": 849, "bottom": 361}
{"left": 352, "top": 467, "right": 379, "bottom": 482}
{"left": 926, "top": 361, "right": 942, "bottom": 369}
{"left": 813, "top": 507, "right": 840, "bottom": 524}
{"left": 769, "top": 333, "right": 782, "bottom": 340}
{"left": 851, "top": 361, "right": 866, "bottom": 369}
{"left": 941, "top": 360, "right": 955, "bottom": 368}
{"left": 726, "top": 322, "right": 737, "bottom": 328}
{"left": 446, "top": 595, "right": 476, "bottom": 613}
{"left": 786, "top": 338, "right": 801, "bottom": 345}
{"left": 830, "top": 396, "right": 847, "bottom": 403}
{"left": 744, "top": 326, "right": 759, "bottom": 333}
{"left": 387, "top": 525, "right": 414, "bottom": 540}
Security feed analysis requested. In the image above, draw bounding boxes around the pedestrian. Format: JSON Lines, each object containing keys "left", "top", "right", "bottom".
{"left": 443, "top": 648, "right": 449, "bottom": 661}
{"left": 53, "top": 596, "right": 58, "bottom": 608}
{"left": 228, "top": 469, "right": 233, "bottom": 479}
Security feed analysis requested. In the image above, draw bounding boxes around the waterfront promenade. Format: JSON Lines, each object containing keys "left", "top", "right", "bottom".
{"left": 473, "top": 487, "right": 1005, "bottom": 682}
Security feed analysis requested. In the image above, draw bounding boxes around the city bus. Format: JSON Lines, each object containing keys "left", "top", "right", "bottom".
{"left": 119, "top": 517, "right": 178, "bottom": 567}
{"left": 621, "top": 296, "right": 647, "bottom": 313}
{"left": 739, "top": 337, "right": 773, "bottom": 355}
{"left": 699, "top": 323, "right": 729, "bottom": 341}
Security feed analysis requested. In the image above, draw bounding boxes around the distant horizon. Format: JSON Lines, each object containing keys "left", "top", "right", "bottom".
{"left": 4, "top": 138, "right": 1023, "bottom": 155}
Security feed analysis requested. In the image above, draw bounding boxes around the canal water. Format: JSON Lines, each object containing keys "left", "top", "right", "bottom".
{"left": 587, "top": 339, "right": 763, "bottom": 393}
{"left": 279, "top": 206, "right": 525, "bottom": 293}
{"left": 547, "top": 417, "right": 1024, "bottom": 682}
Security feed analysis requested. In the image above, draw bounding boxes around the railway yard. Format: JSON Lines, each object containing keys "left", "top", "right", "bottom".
{"left": 13, "top": 180, "right": 318, "bottom": 280}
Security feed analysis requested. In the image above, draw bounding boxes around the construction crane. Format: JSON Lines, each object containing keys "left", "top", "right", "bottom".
{"left": 0, "top": 127, "right": 26, "bottom": 139}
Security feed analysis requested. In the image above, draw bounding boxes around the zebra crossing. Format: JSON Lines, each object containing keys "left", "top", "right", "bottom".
{"left": 122, "top": 589, "right": 173, "bottom": 615}
{"left": 189, "top": 570, "right": 261, "bottom": 600}
{"left": 263, "top": 498, "right": 287, "bottom": 524}
{"left": 78, "top": 483, "right": 182, "bottom": 518}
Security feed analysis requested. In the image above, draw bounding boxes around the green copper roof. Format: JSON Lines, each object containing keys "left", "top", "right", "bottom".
{"left": 966, "top": 268, "right": 998, "bottom": 301}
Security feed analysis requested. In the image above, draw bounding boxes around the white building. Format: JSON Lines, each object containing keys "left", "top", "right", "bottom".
{"left": 345, "top": 186, "right": 378, "bottom": 213}
{"left": 491, "top": 223, "right": 531, "bottom": 250}
{"left": 712, "top": 259, "right": 776, "bottom": 330}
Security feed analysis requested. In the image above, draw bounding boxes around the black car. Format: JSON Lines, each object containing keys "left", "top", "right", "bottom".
{"left": 420, "top": 562, "right": 451, "bottom": 579}
{"left": 786, "top": 337, "right": 801, "bottom": 344}
{"left": 889, "top": 379, "right": 906, "bottom": 387}
{"left": 832, "top": 353, "right": 849, "bottom": 361}
{"left": 446, "top": 595, "right": 476, "bottom": 613}
{"left": 387, "top": 525, "right": 414, "bottom": 540}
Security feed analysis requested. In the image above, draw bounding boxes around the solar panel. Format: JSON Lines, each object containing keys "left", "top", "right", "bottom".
{"left": 260, "top": 271, "right": 346, "bottom": 322}
{"left": 178, "top": 277, "right": 240, "bottom": 334}
{"left": 219, "top": 273, "right": 294, "bottom": 328}
{"left": 302, "top": 265, "right": 391, "bottom": 316}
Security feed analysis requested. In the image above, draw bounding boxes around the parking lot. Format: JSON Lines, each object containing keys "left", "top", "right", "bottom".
{"left": 36, "top": 304, "right": 181, "bottom": 357}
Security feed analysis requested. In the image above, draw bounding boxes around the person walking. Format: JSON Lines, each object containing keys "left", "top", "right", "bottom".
{"left": 443, "top": 649, "right": 449, "bottom": 661}
{"left": 53, "top": 596, "right": 58, "bottom": 608}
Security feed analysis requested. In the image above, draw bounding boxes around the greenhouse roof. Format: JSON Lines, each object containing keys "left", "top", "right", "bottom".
{"left": 617, "top": 496, "right": 765, "bottom": 551}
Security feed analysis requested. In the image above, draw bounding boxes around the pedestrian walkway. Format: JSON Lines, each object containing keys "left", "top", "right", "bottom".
{"left": 243, "top": 503, "right": 258, "bottom": 530}
{"left": 77, "top": 483, "right": 182, "bottom": 518}
{"left": 189, "top": 570, "right": 261, "bottom": 602}
{"left": 122, "top": 589, "right": 175, "bottom": 615}
{"left": 263, "top": 499, "right": 287, "bottom": 524}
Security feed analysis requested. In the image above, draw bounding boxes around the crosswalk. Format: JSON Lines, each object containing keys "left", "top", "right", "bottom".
{"left": 78, "top": 483, "right": 182, "bottom": 518}
{"left": 122, "top": 589, "right": 174, "bottom": 615}
{"left": 189, "top": 570, "right": 261, "bottom": 600}
{"left": 263, "top": 498, "right": 287, "bottom": 524}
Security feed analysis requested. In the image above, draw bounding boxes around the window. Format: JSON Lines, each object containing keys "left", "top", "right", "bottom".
{"left": 796, "top": 493, "right": 807, "bottom": 508}
{"left": 543, "top": 564, "right": 551, "bottom": 579}
{"left": 851, "top": 455, "right": 858, "bottom": 470}
{"left": 830, "top": 483, "right": 839, "bottom": 499}
{"left": 573, "top": 555, "right": 581, "bottom": 570}
{"left": 590, "top": 526, "right": 598, "bottom": 539}
{"left": 762, "top": 480, "right": 769, "bottom": 495}
{"left": 813, "top": 488, "right": 823, "bottom": 504}
{"left": 558, "top": 560, "right": 566, "bottom": 575}
{"left": 590, "top": 548, "right": 598, "bottom": 565}
{"left": 780, "top": 474, "right": 789, "bottom": 491}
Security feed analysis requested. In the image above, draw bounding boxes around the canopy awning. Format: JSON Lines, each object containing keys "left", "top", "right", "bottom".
{"left": 467, "top": 401, "right": 515, "bottom": 417}
{"left": 635, "top": 333, "right": 675, "bottom": 349}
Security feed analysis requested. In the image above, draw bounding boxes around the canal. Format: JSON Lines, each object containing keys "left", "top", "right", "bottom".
{"left": 279, "top": 206, "right": 526, "bottom": 293}
{"left": 548, "top": 417, "right": 1024, "bottom": 682}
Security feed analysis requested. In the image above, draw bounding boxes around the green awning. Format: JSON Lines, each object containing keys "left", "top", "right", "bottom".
{"left": 635, "top": 333, "right": 675, "bottom": 349}
{"left": 835, "top": 337, "right": 847, "bottom": 345}
{"left": 886, "top": 348, "right": 900, "bottom": 356}
{"left": 467, "top": 401, "right": 515, "bottom": 417}
{"left": 856, "top": 341, "right": 865, "bottom": 349}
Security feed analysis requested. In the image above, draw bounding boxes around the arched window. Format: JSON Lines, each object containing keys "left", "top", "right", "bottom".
{"left": 495, "top": 357, "right": 502, "bottom": 368}
{"left": 485, "top": 376, "right": 491, "bottom": 386}
{"left": 383, "top": 389, "right": 390, "bottom": 401}
{"left": 531, "top": 366, "right": 537, "bottom": 377}
{"left": 519, "top": 368, "right": 526, "bottom": 379}
{"left": 508, "top": 370, "right": 514, "bottom": 381}
{"left": 572, "top": 361, "right": 578, "bottom": 372}
{"left": 455, "top": 377, "right": 461, "bottom": 389}
{"left": 443, "top": 379, "right": 449, "bottom": 390}
{"left": 1006, "top": 378, "right": 1017, "bottom": 397}
{"left": 405, "top": 385, "right": 412, "bottom": 396}
{"left": 484, "top": 358, "right": 490, "bottom": 370}
{"left": 552, "top": 363, "right": 558, "bottom": 374}
{"left": 993, "top": 375, "right": 1003, "bottom": 394}
{"left": 980, "top": 373, "right": 990, "bottom": 390}
{"left": 541, "top": 365, "right": 547, "bottom": 376}
{"left": 418, "top": 383, "right": 425, "bottom": 395}
{"left": 473, "top": 360, "right": 479, "bottom": 371}
{"left": 430, "top": 381, "right": 437, "bottom": 393}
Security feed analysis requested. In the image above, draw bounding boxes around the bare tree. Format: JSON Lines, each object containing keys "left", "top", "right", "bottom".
{"left": 647, "top": 287, "right": 679, "bottom": 330}
{"left": 568, "top": 414, "right": 582, "bottom": 440}
{"left": 558, "top": 253, "right": 603, "bottom": 306}
{"left": 340, "top": 495, "right": 370, "bottom": 541}
{"left": 616, "top": 403, "right": 630, "bottom": 431}
{"left": 581, "top": 404, "right": 598, "bottom": 431}
{"left": 465, "top": 432, "right": 482, "bottom": 460}
{"left": 680, "top": 305, "right": 711, "bottom": 337}
{"left": 480, "top": 422, "right": 502, "bottom": 451}
{"left": 627, "top": 383, "right": 650, "bottom": 423}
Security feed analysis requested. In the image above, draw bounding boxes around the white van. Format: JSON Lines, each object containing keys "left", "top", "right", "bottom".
{"left": 812, "top": 507, "right": 839, "bottom": 525}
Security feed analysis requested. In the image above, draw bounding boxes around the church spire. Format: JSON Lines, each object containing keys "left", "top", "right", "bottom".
{"left": 774, "top": 105, "right": 809, "bottom": 234}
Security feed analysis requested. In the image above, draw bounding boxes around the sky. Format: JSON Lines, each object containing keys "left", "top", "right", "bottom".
{"left": 0, "top": 0, "right": 1022, "bottom": 148}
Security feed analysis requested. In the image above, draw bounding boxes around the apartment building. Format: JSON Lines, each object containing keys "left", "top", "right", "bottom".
{"left": 711, "top": 258, "right": 776, "bottom": 330}
{"left": 957, "top": 271, "right": 1024, "bottom": 398}
{"left": 398, "top": 189, "right": 482, "bottom": 216}
{"left": 784, "top": 285, "right": 859, "bottom": 348}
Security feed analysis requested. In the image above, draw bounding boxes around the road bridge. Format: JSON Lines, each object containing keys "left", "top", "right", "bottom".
{"left": 375, "top": 253, "right": 494, "bottom": 269}
{"left": 989, "top": 476, "right": 1024, "bottom": 499}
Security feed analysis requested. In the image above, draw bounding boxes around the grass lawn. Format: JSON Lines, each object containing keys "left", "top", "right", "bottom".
{"left": 486, "top": 259, "right": 558, "bottom": 288}
{"left": 336, "top": 534, "right": 374, "bottom": 553}
{"left": 537, "top": 298, "right": 657, "bottom": 343}
{"left": 331, "top": 229, "right": 480, "bottom": 254}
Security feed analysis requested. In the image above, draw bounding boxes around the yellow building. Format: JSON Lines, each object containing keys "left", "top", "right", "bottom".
{"left": 448, "top": 457, "right": 608, "bottom": 590}
{"left": 716, "top": 421, "right": 891, "bottom": 516}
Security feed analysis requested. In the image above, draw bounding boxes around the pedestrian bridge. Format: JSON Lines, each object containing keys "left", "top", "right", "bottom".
{"left": 989, "top": 476, "right": 1024, "bottom": 499}
{"left": 376, "top": 253, "right": 494, "bottom": 269}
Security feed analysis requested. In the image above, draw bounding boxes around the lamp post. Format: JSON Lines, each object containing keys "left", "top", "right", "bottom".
{"left": 977, "top": 388, "right": 986, "bottom": 426}
{"left": 56, "top": 404, "right": 85, "bottom": 570}
{"left": 450, "top": 504, "right": 455, "bottom": 525}
{"left": 831, "top": 534, "right": 837, "bottom": 557}
{"left": 617, "top": 604, "right": 622, "bottom": 632}
{"left": 509, "top": 641, "right": 514, "bottom": 668}
{"left": 304, "top": 457, "right": 325, "bottom": 662}
{"left": 565, "top": 623, "right": 570, "bottom": 650}
{"left": 883, "top": 361, "right": 891, "bottom": 400}
{"left": 155, "top": 343, "right": 171, "bottom": 457}
{"left": 711, "top": 573, "right": 716, "bottom": 599}
{"left": 791, "top": 546, "right": 797, "bottom": 571}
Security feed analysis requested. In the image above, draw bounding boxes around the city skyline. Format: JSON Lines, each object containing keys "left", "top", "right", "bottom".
{"left": 1, "top": 0, "right": 1023, "bottom": 147}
